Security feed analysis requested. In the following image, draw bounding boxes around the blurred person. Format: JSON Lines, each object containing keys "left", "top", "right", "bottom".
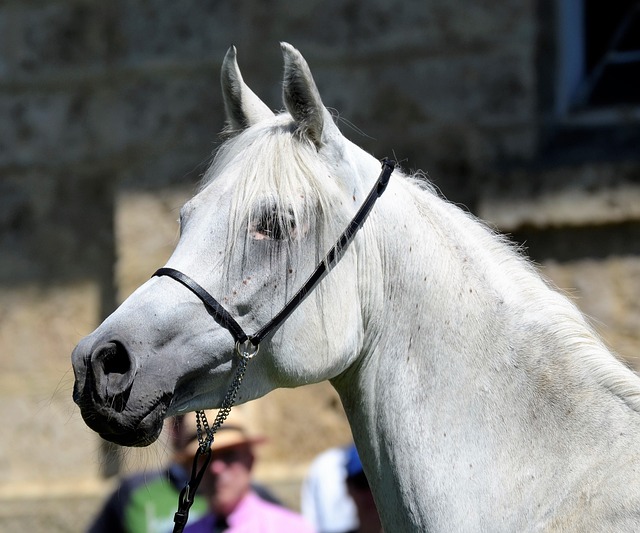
{"left": 87, "top": 412, "right": 209, "bottom": 533}
{"left": 87, "top": 410, "right": 279, "bottom": 533}
{"left": 301, "top": 445, "right": 358, "bottom": 533}
{"left": 183, "top": 409, "right": 315, "bottom": 533}
{"left": 344, "top": 445, "right": 382, "bottom": 533}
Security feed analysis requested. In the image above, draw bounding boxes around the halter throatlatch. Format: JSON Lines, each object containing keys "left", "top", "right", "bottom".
{"left": 155, "top": 158, "right": 395, "bottom": 533}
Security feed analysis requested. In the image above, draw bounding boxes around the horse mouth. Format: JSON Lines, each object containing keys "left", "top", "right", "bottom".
{"left": 75, "top": 390, "right": 172, "bottom": 447}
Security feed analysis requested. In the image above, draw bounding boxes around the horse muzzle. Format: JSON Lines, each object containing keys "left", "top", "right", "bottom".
{"left": 71, "top": 335, "right": 170, "bottom": 446}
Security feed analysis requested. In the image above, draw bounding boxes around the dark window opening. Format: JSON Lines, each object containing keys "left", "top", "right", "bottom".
{"left": 537, "top": 0, "right": 640, "bottom": 164}
{"left": 578, "top": 1, "right": 640, "bottom": 108}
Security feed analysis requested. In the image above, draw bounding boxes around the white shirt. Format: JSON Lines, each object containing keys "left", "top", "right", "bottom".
{"left": 300, "top": 446, "right": 358, "bottom": 533}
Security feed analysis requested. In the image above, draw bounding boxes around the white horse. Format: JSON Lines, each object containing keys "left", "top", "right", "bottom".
{"left": 72, "top": 43, "right": 640, "bottom": 532}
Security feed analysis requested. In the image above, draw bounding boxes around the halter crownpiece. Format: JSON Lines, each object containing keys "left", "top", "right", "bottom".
{"left": 153, "top": 157, "right": 395, "bottom": 347}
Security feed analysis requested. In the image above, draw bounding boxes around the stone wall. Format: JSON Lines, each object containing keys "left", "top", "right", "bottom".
{"left": 1, "top": 1, "right": 638, "bottom": 531}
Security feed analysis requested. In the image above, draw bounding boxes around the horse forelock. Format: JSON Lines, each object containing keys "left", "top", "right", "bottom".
{"left": 200, "top": 116, "right": 353, "bottom": 276}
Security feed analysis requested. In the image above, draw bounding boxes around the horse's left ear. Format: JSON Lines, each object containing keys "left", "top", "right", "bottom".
{"left": 221, "top": 46, "right": 274, "bottom": 133}
{"left": 281, "top": 42, "right": 339, "bottom": 147}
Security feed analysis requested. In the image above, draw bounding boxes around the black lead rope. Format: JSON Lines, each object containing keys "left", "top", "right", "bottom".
{"left": 156, "top": 158, "right": 395, "bottom": 532}
{"left": 173, "top": 447, "right": 211, "bottom": 532}
{"left": 171, "top": 345, "right": 254, "bottom": 533}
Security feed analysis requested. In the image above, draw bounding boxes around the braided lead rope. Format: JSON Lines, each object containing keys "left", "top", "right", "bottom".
{"left": 172, "top": 341, "right": 259, "bottom": 533}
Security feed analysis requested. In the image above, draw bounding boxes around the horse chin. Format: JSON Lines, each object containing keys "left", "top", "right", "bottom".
{"left": 77, "top": 395, "right": 170, "bottom": 447}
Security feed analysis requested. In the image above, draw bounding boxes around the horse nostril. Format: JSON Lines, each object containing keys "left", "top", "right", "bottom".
{"left": 91, "top": 342, "right": 135, "bottom": 403}
{"left": 98, "top": 342, "right": 131, "bottom": 376}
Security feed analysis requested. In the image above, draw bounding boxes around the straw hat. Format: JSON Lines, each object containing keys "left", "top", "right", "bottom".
{"left": 179, "top": 407, "right": 266, "bottom": 458}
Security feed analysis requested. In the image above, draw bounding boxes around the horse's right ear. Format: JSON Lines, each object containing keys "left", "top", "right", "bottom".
{"left": 221, "top": 46, "right": 274, "bottom": 133}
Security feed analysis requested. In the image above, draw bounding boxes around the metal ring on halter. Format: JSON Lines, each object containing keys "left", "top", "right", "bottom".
{"left": 235, "top": 340, "right": 260, "bottom": 360}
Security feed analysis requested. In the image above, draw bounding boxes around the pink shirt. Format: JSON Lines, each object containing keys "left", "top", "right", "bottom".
{"left": 184, "top": 491, "right": 316, "bottom": 533}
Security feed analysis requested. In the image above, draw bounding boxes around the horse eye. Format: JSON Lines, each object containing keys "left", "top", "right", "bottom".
{"left": 250, "top": 207, "right": 296, "bottom": 241}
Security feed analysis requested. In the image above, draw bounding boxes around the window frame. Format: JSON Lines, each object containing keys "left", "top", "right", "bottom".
{"left": 537, "top": 0, "right": 640, "bottom": 163}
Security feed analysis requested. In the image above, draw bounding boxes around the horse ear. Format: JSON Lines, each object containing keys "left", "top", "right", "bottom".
{"left": 281, "top": 42, "right": 338, "bottom": 147}
{"left": 221, "top": 46, "right": 274, "bottom": 133}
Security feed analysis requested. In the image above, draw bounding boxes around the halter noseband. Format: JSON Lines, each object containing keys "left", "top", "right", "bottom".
{"left": 153, "top": 158, "right": 395, "bottom": 348}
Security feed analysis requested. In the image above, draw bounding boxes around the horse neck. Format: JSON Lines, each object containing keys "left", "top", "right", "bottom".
{"left": 332, "top": 175, "right": 640, "bottom": 530}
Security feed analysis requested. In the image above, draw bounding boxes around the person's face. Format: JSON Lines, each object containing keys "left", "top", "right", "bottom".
{"left": 201, "top": 443, "right": 254, "bottom": 516}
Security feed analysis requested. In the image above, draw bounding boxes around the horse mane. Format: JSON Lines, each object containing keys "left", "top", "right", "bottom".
{"left": 405, "top": 175, "right": 640, "bottom": 413}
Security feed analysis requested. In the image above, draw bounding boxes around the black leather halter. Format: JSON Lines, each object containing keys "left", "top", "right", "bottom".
{"left": 154, "top": 158, "right": 395, "bottom": 348}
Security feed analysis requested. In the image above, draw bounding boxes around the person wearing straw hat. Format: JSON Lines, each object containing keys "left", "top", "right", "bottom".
{"left": 87, "top": 412, "right": 214, "bottom": 533}
{"left": 183, "top": 408, "right": 315, "bottom": 533}
{"left": 86, "top": 409, "right": 281, "bottom": 533}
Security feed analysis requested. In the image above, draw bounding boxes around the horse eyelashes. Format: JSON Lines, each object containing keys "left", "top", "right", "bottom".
{"left": 258, "top": 211, "right": 287, "bottom": 240}
{"left": 249, "top": 205, "right": 297, "bottom": 241}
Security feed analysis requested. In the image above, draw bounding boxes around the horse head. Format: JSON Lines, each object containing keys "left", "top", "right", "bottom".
{"left": 71, "top": 44, "right": 383, "bottom": 446}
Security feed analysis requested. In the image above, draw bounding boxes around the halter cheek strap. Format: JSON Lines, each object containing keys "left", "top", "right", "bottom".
{"left": 153, "top": 158, "right": 395, "bottom": 347}
{"left": 153, "top": 267, "right": 249, "bottom": 344}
